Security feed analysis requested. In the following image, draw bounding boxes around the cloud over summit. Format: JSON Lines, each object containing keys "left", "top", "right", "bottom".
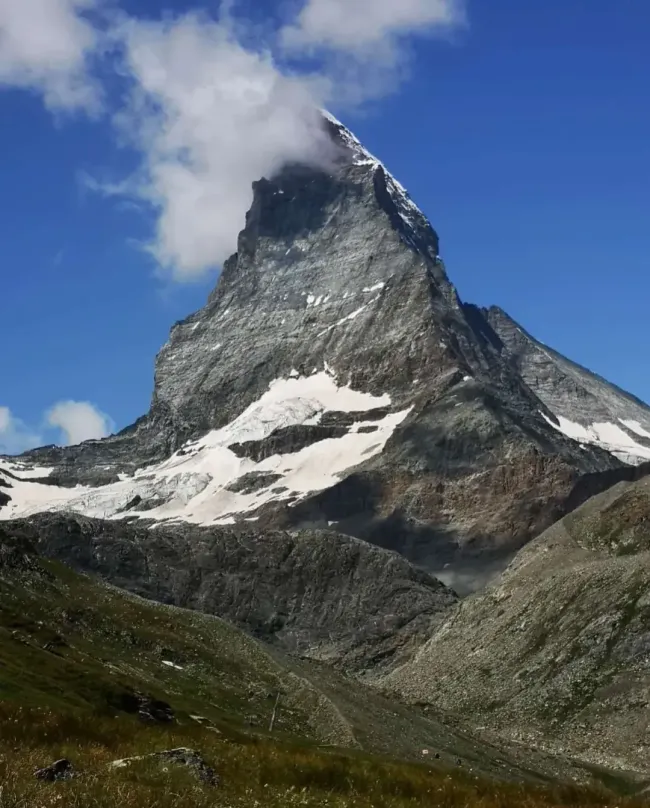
{"left": 1, "top": 0, "right": 463, "bottom": 280}
{"left": 113, "top": 13, "right": 336, "bottom": 280}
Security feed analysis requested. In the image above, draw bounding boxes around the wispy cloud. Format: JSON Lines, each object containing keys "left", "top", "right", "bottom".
{"left": 0, "top": 407, "right": 42, "bottom": 455}
{"left": 111, "top": 12, "right": 336, "bottom": 280}
{"left": 281, "top": 0, "right": 465, "bottom": 104}
{"left": 1, "top": 0, "right": 465, "bottom": 281}
{"left": 105, "top": 1, "right": 462, "bottom": 280}
{"left": 0, "top": 401, "right": 113, "bottom": 455}
{"left": 282, "top": 0, "right": 463, "bottom": 55}
{"left": 0, "top": 0, "right": 101, "bottom": 112}
{"left": 46, "top": 400, "right": 114, "bottom": 445}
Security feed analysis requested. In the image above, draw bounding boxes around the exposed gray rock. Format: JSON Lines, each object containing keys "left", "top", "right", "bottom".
{"left": 385, "top": 473, "right": 650, "bottom": 773}
{"left": 110, "top": 748, "right": 219, "bottom": 786}
{"left": 225, "top": 471, "right": 284, "bottom": 494}
{"left": 229, "top": 424, "right": 348, "bottom": 462}
{"left": 3, "top": 114, "right": 650, "bottom": 588}
{"left": 34, "top": 759, "right": 75, "bottom": 782}
{"left": 5, "top": 512, "right": 457, "bottom": 675}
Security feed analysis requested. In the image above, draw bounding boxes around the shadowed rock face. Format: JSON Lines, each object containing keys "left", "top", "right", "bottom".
{"left": 3, "top": 114, "right": 650, "bottom": 585}
{"left": 2, "top": 512, "right": 457, "bottom": 676}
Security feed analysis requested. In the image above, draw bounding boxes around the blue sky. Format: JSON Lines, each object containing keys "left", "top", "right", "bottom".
{"left": 1, "top": 0, "right": 649, "bottom": 451}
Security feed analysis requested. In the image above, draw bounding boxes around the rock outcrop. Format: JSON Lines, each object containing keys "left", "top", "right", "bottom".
{"left": 3, "top": 512, "right": 456, "bottom": 674}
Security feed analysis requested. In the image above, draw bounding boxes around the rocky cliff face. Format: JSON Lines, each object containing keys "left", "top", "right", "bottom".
{"left": 3, "top": 512, "right": 456, "bottom": 675}
{"left": 2, "top": 114, "right": 649, "bottom": 590}
{"left": 384, "top": 473, "right": 650, "bottom": 773}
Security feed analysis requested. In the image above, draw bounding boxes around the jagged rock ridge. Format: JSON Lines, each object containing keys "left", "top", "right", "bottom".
{"left": 1, "top": 113, "right": 650, "bottom": 590}
{"left": 486, "top": 306, "right": 650, "bottom": 464}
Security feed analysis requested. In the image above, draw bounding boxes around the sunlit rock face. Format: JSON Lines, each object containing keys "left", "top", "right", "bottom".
{"left": 3, "top": 113, "right": 649, "bottom": 590}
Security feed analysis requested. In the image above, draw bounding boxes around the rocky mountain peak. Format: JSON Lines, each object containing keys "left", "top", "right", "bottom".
{"left": 2, "top": 114, "right": 650, "bottom": 591}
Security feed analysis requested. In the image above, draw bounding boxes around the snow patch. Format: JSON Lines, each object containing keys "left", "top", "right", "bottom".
{"left": 0, "top": 461, "right": 54, "bottom": 480}
{"left": 620, "top": 419, "right": 650, "bottom": 441}
{"left": 362, "top": 282, "right": 386, "bottom": 293}
{"left": 0, "top": 373, "right": 403, "bottom": 527}
{"left": 317, "top": 299, "right": 379, "bottom": 338}
{"left": 306, "top": 294, "right": 325, "bottom": 307}
{"left": 542, "top": 413, "right": 650, "bottom": 464}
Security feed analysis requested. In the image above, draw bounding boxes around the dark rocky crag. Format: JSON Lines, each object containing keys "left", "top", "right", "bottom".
{"left": 2, "top": 512, "right": 456, "bottom": 675}
{"left": 3, "top": 114, "right": 650, "bottom": 589}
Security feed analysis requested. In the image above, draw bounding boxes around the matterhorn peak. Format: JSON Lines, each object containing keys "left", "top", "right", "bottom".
{"left": 2, "top": 116, "right": 649, "bottom": 593}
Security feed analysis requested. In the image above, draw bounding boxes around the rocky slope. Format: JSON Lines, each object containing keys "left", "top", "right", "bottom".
{"left": 384, "top": 473, "right": 650, "bottom": 773}
{"left": 2, "top": 512, "right": 456, "bottom": 675}
{"left": 3, "top": 520, "right": 616, "bottom": 789}
{"left": 486, "top": 306, "right": 650, "bottom": 464}
{"left": 0, "top": 522, "right": 544, "bottom": 777}
{"left": 2, "top": 114, "right": 650, "bottom": 591}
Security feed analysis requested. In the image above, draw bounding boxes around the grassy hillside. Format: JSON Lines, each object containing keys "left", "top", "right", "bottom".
{"left": 1, "top": 525, "right": 647, "bottom": 806}
{"left": 2, "top": 704, "right": 648, "bottom": 808}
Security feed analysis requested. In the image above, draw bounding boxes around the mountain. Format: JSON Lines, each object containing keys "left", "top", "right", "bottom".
{"left": 384, "top": 472, "right": 650, "bottom": 774}
{"left": 3, "top": 112, "right": 650, "bottom": 797}
{"left": 2, "top": 113, "right": 650, "bottom": 595}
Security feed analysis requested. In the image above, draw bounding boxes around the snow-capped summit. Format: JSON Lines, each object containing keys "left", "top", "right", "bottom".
{"left": 2, "top": 114, "right": 649, "bottom": 591}
{"left": 323, "top": 111, "right": 444, "bottom": 259}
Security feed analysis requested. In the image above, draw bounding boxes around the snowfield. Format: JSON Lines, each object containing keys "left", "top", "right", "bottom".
{"left": 541, "top": 413, "right": 650, "bottom": 464}
{"left": 0, "top": 369, "right": 410, "bottom": 527}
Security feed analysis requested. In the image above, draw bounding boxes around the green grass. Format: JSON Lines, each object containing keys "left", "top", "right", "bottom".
{"left": 0, "top": 556, "right": 313, "bottom": 739}
{"left": 1, "top": 535, "right": 648, "bottom": 806}
{"left": 0, "top": 703, "right": 647, "bottom": 808}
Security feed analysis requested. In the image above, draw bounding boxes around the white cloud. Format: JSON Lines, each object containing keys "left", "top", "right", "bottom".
{"left": 1, "top": 0, "right": 465, "bottom": 281}
{"left": 47, "top": 400, "right": 113, "bottom": 445}
{"left": 0, "top": 0, "right": 101, "bottom": 111}
{"left": 1, "top": 400, "right": 114, "bottom": 455}
{"left": 110, "top": 13, "right": 336, "bottom": 280}
{"left": 281, "top": 0, "right": 463, "bottom": 55}
{"left": 281, "top": 0, "right": 465, "bottom": 105}
{"left": 101, "top": 3, "right": 464, "bottom": 280}
{"left": 0, "top": 407, "right": 42, "bottom": 454}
